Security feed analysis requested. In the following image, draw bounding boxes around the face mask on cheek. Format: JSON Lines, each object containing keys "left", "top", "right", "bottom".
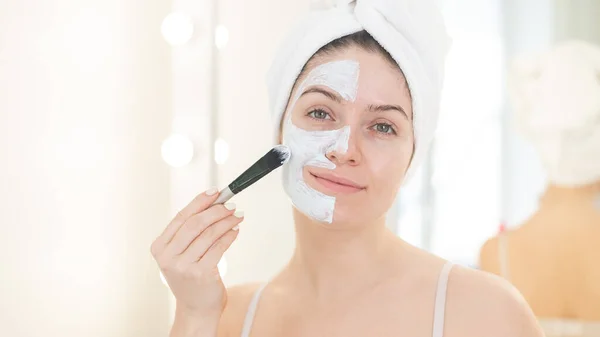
{"left": 281, "top": 60, "right": 359, "bottom": 223}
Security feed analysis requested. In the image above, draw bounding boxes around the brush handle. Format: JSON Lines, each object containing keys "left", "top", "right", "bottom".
{"left": 228, "top": 151, "right": 280, "bottom": 194}
{"left": 211, "top": 186, "right": 235, "bottom": 205}
{"left": 209, "top": 145, "right": 289, "bottom": 206}
{"left": 229, "top": 168, "right": 273, "bottom": 194}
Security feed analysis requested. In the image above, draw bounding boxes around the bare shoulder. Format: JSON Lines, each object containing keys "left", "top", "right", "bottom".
{"left": 445, "top": 264, "right": 543, "bottom": 337}
{"left": 218, "top": 283, "right": 263, "bottom": 337}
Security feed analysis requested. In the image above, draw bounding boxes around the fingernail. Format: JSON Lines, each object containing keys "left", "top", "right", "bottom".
{"left": 206, "top": 187, "right": 218, "bottom": 196}
{"left": 234, "top": 210, "right": 244, "bottom": 218}
{"left": 232, "top": 225, "right": 240, "bottom": 231}
{"left": 224, "top": 202, "right": 236, "bottom": 211}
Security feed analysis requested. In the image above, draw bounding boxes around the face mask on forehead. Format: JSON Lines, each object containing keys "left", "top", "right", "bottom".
{"left": 281, "top": 60, "right": 360, "bottom": 223}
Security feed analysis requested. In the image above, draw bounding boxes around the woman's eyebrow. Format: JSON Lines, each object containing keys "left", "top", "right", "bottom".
{"left": 300, "top": 87, "right": 343, "bottom": 103}
{"left": 300, "top": 87, "right": 410, "bottom": 120}
{"left": 367, "top": 104, "right": 410, "bottom": 120}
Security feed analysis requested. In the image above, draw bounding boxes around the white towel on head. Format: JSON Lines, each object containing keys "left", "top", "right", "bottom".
{"left": 508, "top": 40, "right": 600, "bottom": 186}
{"left": 266, "top": 0, "right": 451, "bottom": 182}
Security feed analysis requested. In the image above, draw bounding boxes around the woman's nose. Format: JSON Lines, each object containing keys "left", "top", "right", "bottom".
{"left": 325, "top": 126, "right": 362, "bottom": 166}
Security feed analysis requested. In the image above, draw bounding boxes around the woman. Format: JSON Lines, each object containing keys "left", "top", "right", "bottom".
{"left": 480, "top": 40, "right": 600, "bottom": 337}
{"left": 151, "top": 1, "right": 543, "bottom": 336}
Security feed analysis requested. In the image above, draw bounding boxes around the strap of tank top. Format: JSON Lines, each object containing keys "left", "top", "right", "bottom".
{"left": 240, "top": 283, "right": 267, "bottom": 337}
{"left": 498, "top": 233, "right": 510, "bottom": 281}
{"left": 432, "top": 262, "right": 453, "bottom": 337}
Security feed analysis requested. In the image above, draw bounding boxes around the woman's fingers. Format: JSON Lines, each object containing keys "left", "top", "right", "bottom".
{"left": 198, "top": 228, "right": 241, "bottom": 268}
{"left": 149, "top": 190, "right": 245, "bottom": 321}
{"left": 151, "top": 188, "right": 219, "bottom": 256}
{"left": 163, "top": 203, "right": 237, "bottom": 256}
{"left": 180, "top": 212, "right": 244, "bottom": 264}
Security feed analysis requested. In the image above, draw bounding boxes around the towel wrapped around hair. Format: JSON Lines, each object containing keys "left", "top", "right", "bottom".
{"left": 508, "top": 40, "right": 600, "bottom": 186}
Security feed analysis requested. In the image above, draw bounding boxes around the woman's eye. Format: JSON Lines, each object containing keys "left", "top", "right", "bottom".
{"left": 373, "top": 123, "right": 396, "bottom": 135}
{"left": 308, "top": 109, "right": 332, "bottom": 120}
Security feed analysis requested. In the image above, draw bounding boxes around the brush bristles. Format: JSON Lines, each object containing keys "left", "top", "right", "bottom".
{"left": 272, "top": 145, "right": 291, "bottom": 164}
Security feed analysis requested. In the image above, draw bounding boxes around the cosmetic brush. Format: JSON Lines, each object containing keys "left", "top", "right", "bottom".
{"left": 211, "top": 145, "right": 291, "bottom": 205}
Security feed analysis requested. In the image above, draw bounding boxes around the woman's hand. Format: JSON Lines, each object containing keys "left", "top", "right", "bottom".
{"left": 151, "top": 188, "right": 243, "bottom": 335}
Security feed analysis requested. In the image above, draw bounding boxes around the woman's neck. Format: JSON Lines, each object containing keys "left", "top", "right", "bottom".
{"left": 524, "top": 181, "right": 600, "bottom": 232}
{"left": 283, "top": 208, "right": 402, "bottom": 302}
{"left": 541, "top": 181, "right": 600, "bottom": 206}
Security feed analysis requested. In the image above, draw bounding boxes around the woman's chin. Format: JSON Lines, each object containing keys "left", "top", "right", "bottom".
{"left": 328, "top": 206, "right": 372, "bottom": 226}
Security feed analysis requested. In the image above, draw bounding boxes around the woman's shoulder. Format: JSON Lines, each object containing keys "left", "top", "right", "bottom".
{"left": 478, "top": 234, "right": 503, "bottom": 275}
{"left": 226, "top": 282, "right": 264, "bottom": 302}
{"left": 444, "top": 264, "right": 543, "bottom": 337}
{"left": 218, "top": 282, "right": 264, "bottom": 337}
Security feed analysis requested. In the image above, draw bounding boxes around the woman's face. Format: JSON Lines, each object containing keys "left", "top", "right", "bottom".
{"left": 280, "top": 46, "right": 414, "bottom": 226}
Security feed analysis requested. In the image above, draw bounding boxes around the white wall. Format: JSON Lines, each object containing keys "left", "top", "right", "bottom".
{"left": 426, "top": 0, "right": 505, "bottom": 265}
{"left": 216, "top": 0, "right": 310, "bottom": 287}
{"left": 0, "top": 1, "right": 173, "bottom": 336}
{"left": 554, "top": 0, "right": 600, "bottom": 44}
{"left": 500, "top": 0, "right": 554, "bottom": 227}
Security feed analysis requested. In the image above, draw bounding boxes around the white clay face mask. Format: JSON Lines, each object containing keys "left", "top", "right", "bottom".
{"left": 282, "top": 60, "right": 359, "bottom": 223}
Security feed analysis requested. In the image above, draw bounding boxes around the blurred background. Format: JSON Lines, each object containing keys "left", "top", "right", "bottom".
{"left": 1, "top": 0, "right": 599, "bottom": 336}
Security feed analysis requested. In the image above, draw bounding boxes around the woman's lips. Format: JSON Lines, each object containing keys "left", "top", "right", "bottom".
{"left": 309, "top": 172, "right": 365, "bottom": 194}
